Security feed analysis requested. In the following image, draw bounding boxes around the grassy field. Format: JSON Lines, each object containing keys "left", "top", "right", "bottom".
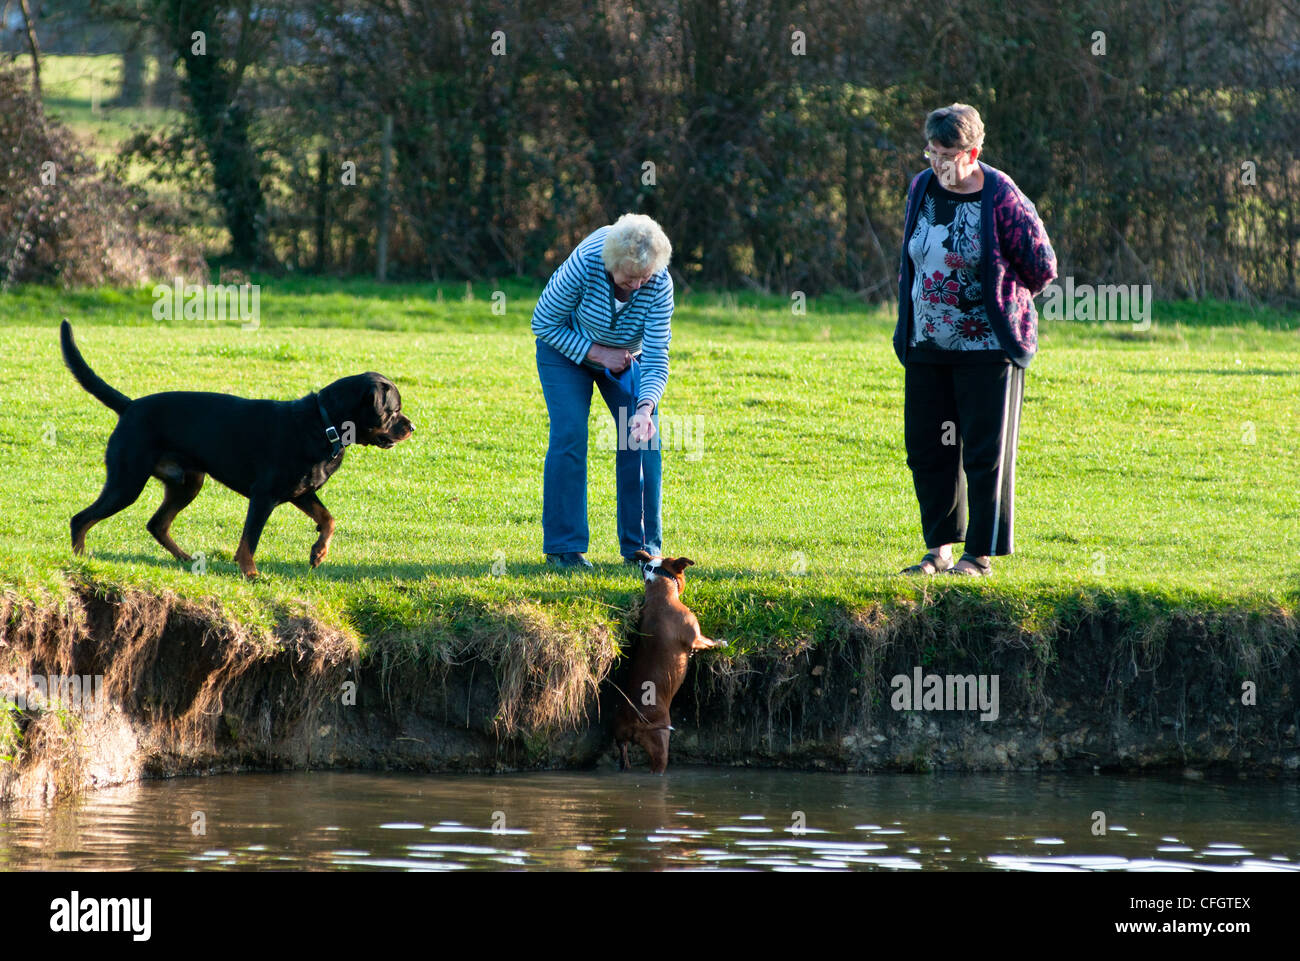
{"left": 0, "top": 280, "right": 1296, "bottom": 654}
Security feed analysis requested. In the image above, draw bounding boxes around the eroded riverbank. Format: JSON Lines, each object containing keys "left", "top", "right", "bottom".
{"left": 2, "top": 580, "right": 1298, "bottom": 803}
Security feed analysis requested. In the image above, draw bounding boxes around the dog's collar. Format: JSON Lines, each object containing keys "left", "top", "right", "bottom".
{"left": 317, "top": 396, "right": 343, "bottom": 458}
{"left": 640, "top": 561, "right": 676, "bottom": 584}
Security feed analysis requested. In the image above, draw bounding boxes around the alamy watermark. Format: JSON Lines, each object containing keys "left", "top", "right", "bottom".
{"left": 596, "top": 410, "right": 704, "bottom": 461}
{"left": 49, "top": 891, "right": 150, "bottom": 941}
{"left": 890, "top": 667, "right": 999, "bottom": 721}
{"left": 152, "top": 277, "right": 261, "bottom": 329}
{"left": 3, "top": 674, "right": 106, "bottom": 714}
{"left": 1039, "top": 276, "right": 1151, "bottom": 330}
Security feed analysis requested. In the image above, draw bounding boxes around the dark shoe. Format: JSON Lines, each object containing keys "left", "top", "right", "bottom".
{"left": 546, "top": 552, "right": 593, "bottom": 570}
{"left": 900, "top": 551, "right": 954, "bottom": 575}
{"left": 947, "top": 553, "right": 992, "bottom": 576}
{"left": 623, "top": 554, "right": 647, "bottom": 566}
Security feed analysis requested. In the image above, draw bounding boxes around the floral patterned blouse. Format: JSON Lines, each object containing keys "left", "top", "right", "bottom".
{"left": 906, "top": 179, "right": 1005, "bottom": 362}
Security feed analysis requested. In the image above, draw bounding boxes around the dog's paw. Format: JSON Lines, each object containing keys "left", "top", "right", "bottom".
{"left": 310, "top": 542, "right": 329, "bottom": 567}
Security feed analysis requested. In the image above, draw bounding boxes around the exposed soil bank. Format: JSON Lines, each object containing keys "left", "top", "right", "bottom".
{"left": 2, "top": 583, "right": 1297, "bottom": 802}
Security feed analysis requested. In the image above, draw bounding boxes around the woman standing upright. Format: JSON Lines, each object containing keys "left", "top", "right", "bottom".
{"left": 531, "top": 213, "right": 674, "bottom": 569}
{"left": 895, "top": 104, "right": 1057, "bottom": 576}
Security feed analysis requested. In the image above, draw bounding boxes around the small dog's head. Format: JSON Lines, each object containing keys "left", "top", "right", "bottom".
{"left": 320, "top": 372, "right": 415, "bottom": 449}
{"left": 632, "top": 550, "right": 694, "bottom": 591}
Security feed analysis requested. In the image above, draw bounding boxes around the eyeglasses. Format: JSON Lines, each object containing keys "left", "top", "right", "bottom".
{"left": 923, "top": 146, "right": 973, "bottom": 164}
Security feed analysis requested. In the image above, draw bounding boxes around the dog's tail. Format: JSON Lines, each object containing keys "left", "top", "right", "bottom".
{"left": 60, "top": 319, "right": 131, "bottom": 414}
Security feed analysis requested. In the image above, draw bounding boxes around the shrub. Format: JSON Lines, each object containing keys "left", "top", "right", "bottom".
{"left": 0, "top": 64, "right": 204, "bottom": 289}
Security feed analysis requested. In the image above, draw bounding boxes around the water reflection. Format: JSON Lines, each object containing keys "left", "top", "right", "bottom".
{"left": 1, "top": 770, "right": 1297, "bottom": 872}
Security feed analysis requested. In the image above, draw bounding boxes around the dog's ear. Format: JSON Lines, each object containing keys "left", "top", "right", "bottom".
{"left": 670, "top": 557, "right": 695, "bottom": 572}
{"left": 355, "top": 373, "right": 397, "bottom": 419}
{"left": 367, "top": 376, "right": 389, "bottom": 417}
{"left": 633, "top": 550, "right": 653, "bottom": 563}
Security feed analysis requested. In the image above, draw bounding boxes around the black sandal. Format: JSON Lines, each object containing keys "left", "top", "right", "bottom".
{"left": 901, "top": 551, "right": 954, "bottom": 575}
{"left": 947, "top": 553, "right": 992, "bottom": 576}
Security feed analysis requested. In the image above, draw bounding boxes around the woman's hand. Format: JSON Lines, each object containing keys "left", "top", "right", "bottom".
{"left": 587, "top": 344, "right": 633, "bottom": 372}
{"left": 629, "top": 404, "right": 656, "bottom": 444}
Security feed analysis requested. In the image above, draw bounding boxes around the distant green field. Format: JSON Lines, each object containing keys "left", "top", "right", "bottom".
{"left": 0, "top": 280, "right": 1296, "bottom": 653}
{"left": 17, "top": 52, "right": 180, "bottom": 157}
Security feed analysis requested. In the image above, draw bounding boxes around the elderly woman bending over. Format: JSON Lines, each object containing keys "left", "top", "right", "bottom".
{"left": 531, "top": 213, "right": 675, "bottom": 570}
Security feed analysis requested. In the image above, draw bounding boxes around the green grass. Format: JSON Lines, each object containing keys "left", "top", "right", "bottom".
{"left": 0, "top": 279, "right": 1297, "bottom": 654}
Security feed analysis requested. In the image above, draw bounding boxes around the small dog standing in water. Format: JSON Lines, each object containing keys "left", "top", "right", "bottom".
{"left": 614, "top": 551, "right": 725, "bottom": 774}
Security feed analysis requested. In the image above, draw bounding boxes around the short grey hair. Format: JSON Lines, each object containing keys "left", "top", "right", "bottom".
{"left": 602, "top": 213, "right": 672, "bottom": 276}
{"left": 925, "top": 103, "right": 985, "bottom": 151}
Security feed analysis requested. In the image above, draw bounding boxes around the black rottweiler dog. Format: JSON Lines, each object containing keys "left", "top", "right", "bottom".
{"left": 60, "top": 320, "right": 414, "bottom": 578}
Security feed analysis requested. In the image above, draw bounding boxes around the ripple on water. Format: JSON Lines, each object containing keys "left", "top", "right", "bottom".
{"left": 738, "top": 839, "right": 891, "bottom": 852}
{"left": 1044, "top": 855, "right": 1129, "bottom": 867}
{"left": 989, "top": 855, "right": 1211, "bottom": 872}
{"left": 407, "top": 844, "right": 524, "bottom": 857}
{"left": 840, "top": 856, "right": 923, "bottom": 869}
{"left": 333, "top": 858, "right": 465, "bottom": 871}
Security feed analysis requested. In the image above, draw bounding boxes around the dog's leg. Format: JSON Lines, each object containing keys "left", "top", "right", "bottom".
{"left": 644, "top": 728, "right": 671, "bottom": 775}
{"left": 292, "top": 492, "right": 336, "bottom": 568}
{"left": 234, "top": 495, "right": 277, "bottom": 579}
{"left": 618, "top": 740, "right": 630, "bottom": 771}
{"left": 690, "top": 634, "right": 723, "bottom": 651}
{"left": 71, "top": 439, "right": 151, "bottom": 554}
{"left": 147, "top": 470, "right": 205, "bottom": 562}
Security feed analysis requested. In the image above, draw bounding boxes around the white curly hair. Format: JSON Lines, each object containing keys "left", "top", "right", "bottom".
{"left": 602, "top": 213, "right": 672, "bottom": 276}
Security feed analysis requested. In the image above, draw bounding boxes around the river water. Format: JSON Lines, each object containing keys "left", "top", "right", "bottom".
{"left": 2, "top": 769, "right": 1297, "bottom": 871}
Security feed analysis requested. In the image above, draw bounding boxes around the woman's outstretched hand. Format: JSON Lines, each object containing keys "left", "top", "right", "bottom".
{"left": 588, "top": 344, "right": 633, "bottom": 372}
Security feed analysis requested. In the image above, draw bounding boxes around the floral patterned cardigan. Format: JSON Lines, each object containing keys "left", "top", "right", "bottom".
{"left": 893, "top": 161, "right": 1057, "bottom": 369}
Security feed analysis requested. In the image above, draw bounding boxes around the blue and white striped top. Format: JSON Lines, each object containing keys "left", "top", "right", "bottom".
{"left": 531, "top": 226, "right": 674, "bottom": 407}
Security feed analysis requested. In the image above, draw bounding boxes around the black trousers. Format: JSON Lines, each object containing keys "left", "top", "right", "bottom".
{"left": 903, "top": 362, "right": 1025, "bottom": 557}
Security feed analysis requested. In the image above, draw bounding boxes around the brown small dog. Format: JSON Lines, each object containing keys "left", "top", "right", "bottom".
{"left": 614, "top": 551, "right": 725, "bottom": 774}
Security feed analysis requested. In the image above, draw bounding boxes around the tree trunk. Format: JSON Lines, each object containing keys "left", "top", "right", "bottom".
{"left": 314, "top": 147, "right": 329, "bottom": 272}
{"left": 116, "top": 27, "right": 145, "bottom": 108}
{"left": 169, "top": 2, "right": 269, "bottom": 265}
{"left": 18, "top": 0, "right": 41, "bottom": 103}
{"left": 148, "top": 39, "right": 178, "bottom": 108}
{"left": 376, "top": 114, "right": 393, "bottom": 282}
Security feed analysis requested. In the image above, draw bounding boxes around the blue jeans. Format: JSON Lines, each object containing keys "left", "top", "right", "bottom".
{"left": 536, "top": 339, "right": 662, "bottom": 557}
